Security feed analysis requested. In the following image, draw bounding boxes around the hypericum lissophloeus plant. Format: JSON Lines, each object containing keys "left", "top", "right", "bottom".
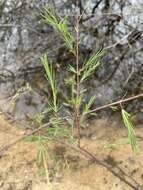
{"left": 39, "top": 6, "right": 139, "bottom": 153}
{"left": 40, "top": 7, "right": 105, "bottom": 147}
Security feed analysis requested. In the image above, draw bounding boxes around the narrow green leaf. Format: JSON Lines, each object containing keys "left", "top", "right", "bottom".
{"left": 41, "top": 54, "right": 58, "bottom": 112}
{"left": 42, "top": 7, "right": 75, "bottom": 53}
{"left": 121, "top": 109, "right": 139, "bottom": 153}
{"left": 83, "top": 96, "right": 96, "bottom": 114}
{"left": 80, "top": 48, "right": 105, "bottom": 82}
{"left": 69, "top": 65, "right": 77, "bottom": 74}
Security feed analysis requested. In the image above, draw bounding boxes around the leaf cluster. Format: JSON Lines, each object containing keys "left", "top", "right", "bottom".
{"left": 42, "top": 7, "right": 75, "bottom": 54}
{"left": 80, "top": 48, "right": 105, "bottom": 82}
{"left": 41, "top": 54, "right": 58, "bottom": 113}
{"left": 121, "top": 109, "right": 139, "bottom": 153}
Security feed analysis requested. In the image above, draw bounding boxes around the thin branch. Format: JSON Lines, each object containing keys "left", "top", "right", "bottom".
{"left": 0, "top": 122, "right": 51, "bottom": 157}
{"left": 87, "top": 93, "right": 143, "bottom": 114}
{"left": 75, "top": 13, "right": 81, "bottom": 147}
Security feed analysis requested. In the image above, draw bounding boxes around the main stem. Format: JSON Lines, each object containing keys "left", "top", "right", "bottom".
{"left": 75, "top": 14, "right": 81, "bottom": 147}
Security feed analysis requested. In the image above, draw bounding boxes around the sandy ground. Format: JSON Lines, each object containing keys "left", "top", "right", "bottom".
{"left": 0, "top": 114, "right": 143, "bottom": 190}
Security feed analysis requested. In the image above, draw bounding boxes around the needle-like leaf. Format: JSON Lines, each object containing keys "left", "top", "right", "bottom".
{"left": 121, "top": 109, "right": 139, "bottom": 153}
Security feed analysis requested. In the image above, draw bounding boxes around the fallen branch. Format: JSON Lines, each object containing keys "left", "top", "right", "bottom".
{"left": 55, "top": 140, "right": 142, "bottom": 190}
{"left": 0, "top": 127, "right": 141, "bottom": 189}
